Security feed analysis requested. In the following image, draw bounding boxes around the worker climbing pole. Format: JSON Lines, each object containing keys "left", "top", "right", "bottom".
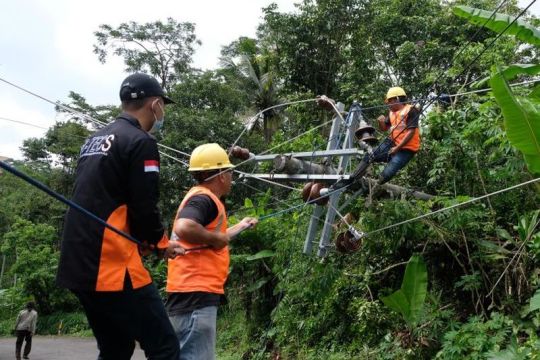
{"left": 327, "top": 86, "right": 422, "bottom": 193}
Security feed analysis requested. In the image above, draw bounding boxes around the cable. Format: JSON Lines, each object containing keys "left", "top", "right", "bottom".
{"left": 229, "top": 98, "right": 318, "bottom": 152}
{"left": 352, "top": 78, "right": 540, "bottom": 112}
{"left": 258, "top": 182, "right": 352, "bottom": 221}
{"left": 159, "top": 151, "right": 189, "bottom": 166}
{"left": 364, "top": 177, "right": 540, "bottom": 237}
{"left": 0, "top": 160, "right": 143, "bottom": 245}
{"left": 0, "top": 117, "right": 48, "bottom": 130}
{"left": 235, "top": 170, "right": 302, "bottom": 191}
{"left": 429, "top": 0, "right": 510, "bottom": 93}
{"left": 0, "top": 75, "right": 325, "bottom": 189}
{"left": 417, "top": 0, "right": 537, "bottom": 116}
{"left": 205, "top": 118, "right": 336, "bottom": 182}
{"left": 0, "top": 75, "right": 195, "bottom": 165}
{"left": 157, "top": 143, "right": 191, "bottom": 157}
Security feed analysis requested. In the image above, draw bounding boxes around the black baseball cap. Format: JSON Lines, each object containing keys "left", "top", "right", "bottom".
{"left": 119, "top": 73, "right": 175, "bottom": 104}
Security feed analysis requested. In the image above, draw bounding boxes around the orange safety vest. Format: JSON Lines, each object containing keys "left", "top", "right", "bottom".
{"left": 166, "top": 186, "right": 229, "bottom": 294}
{"left": 389, "top": 104, "right": 420, "bottom": 152}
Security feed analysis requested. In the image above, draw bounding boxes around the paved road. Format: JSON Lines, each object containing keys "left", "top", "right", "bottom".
{"left": 0, "top": 336, "right": 146, "bottom": 359}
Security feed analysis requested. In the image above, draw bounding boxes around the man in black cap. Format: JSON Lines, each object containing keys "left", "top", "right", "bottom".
{"left": 57, "top": 73, "right": 183, "bottom": 360}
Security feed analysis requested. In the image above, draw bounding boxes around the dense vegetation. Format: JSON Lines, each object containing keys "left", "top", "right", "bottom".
{"left": 1, "top": 0, "right": 539, "bottom": 358}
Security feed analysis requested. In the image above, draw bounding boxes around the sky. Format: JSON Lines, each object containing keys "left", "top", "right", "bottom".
{"left": 0, "top": 0, "right": 298, "bottom": 160}
{"left": 0, "top": 0, "right": 538, "bottom": 160}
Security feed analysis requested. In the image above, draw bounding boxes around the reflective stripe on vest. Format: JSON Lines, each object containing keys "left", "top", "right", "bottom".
{"left": 389, "top": 104, "right": 420, "bottom": 152}
{"left": 166, "top": 186, "right": 229, "bottom": 294}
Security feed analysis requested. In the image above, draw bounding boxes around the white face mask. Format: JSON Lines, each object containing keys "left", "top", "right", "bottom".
{"left": 151, "top": 100, "right": 165, "bottom": 133}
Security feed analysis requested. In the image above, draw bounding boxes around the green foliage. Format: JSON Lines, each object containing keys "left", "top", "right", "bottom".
{"left": 94, "top": 18, "right": 201, "bottom": 88}
{"left": 436, "top": 313, "right": 515, "bottom": 359}
{"left": 36, "top": 312, "right": 90, "bottom": 336}
{"left": 527, "top": 288, "right": 540, "bottom": 314}
{"left": 1, "top": 218, "right": 79, "bottom": 315}
{"left": 381, "top": 255, "right": 428, "bottom": 327}
{"left": 246, "top": 250, "right": 275, "bottom": 261}
{"left": 455, "top": 4, "right": 540, "bottom": 176}
{"left": 1, "top": 1, "right": 540, "bottom": 359}
{"left": 453, "top": 6, "right": 540, "bottom": 46}
{"left": 490, "top": 68, "right": 540, "bottom": 174}
{"left": 489, "top": 339, "right": 540, "bottom": 360}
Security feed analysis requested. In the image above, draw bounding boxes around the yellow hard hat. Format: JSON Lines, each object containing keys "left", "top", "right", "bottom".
{"left": 385, "top": 87, "right": 407, "bottom": 100}
{"left": 188, "top": 143, "right": 234, "bottom": 172}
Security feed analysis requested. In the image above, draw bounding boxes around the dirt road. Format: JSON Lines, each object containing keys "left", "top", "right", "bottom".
{"left": 0, "top": 336, "right": 146, "bottom": 359}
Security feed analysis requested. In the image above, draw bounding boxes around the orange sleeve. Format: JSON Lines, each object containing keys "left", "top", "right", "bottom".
{"left": 156, "top": 233, "right": 169, "bottom": 250}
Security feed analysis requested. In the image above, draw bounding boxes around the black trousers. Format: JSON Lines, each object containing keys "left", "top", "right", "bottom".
{"left": 15, "top": 330, "right": 32, "bottom": 358}
{"left": 73, "top": 282, "right": 180, "bottom": 360}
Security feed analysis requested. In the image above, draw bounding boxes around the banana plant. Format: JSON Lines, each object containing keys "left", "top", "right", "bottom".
{"left": 454, "top": 5, "right": 540, "bottom": 175}
{"left": 453, "top": 6, "right": 540, "bottom": 45}
{"left": 381, "top": 255, "right": 428, "bottom": 328}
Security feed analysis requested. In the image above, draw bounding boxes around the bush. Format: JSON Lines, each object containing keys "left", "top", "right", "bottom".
{"left": 435, "top": 312, "right": 515, "bottom": 359}
{"left": 36, "top": 312, "right": 90, "bottom": 336}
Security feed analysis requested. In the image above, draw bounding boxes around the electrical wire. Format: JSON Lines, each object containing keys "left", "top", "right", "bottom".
{"left": 229, "top": 98, "right": 318, "bottom": 152}
{"left": 364, "top": 177, "right": 540, "bottom": 237}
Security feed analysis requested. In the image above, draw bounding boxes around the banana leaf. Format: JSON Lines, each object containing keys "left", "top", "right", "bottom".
{"left": 246, "top": 249, "right": 275, "bottom": 261}
{"left": 381, "top": 255, "right": 428, "bottom": 327}
{"left": 490, "top": 67, "right": 540, "bottom": 174}
{"left": 473, "top": 64, "right": 540, "bottom": 88}
{"left": 453, "top": 5, "right": 540, "bottom": 46}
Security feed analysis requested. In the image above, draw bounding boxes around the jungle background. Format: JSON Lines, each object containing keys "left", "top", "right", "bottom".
{"left": 1, "top": 0, "right": 539, "bottom": 358}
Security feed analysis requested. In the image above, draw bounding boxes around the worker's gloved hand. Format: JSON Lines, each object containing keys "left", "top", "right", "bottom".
{"left": 164, "top": 241, "right": 185, "bottom": 259}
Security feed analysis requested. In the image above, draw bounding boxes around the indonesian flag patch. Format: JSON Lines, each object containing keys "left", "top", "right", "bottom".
{"left": 144, "top": 160, "right": 160, "bottom": 173}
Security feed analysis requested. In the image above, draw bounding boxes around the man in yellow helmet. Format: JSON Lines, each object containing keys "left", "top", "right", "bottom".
{"left": 339, "top": 86, "right": 421, "bottom": 189}
{"left": 371, "top": 86, "right": 421, "bottom": 184}
{"left": 166, "top": 143, "right": 257, "bottom": 360}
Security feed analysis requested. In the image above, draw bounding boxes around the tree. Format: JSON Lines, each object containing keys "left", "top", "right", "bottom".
{"left": 94, "top": 18, "right": 201, "bottom": 89}
{"left": 57, "top": 91, "right": 121, "bottom": 129}
{"left": 220, "top": 37, "right": 284, "bottom": 142}
{"left": 1, "top": 218, "right": 76, "bottom": 314}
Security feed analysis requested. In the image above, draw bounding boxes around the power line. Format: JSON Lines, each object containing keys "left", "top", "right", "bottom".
{"left": 0, "top": 117, "right": 48, "bottom": 130}
{"left": 229, "top": 98, "right": 318, "bottom": 152}
{"left": 356, "top": 78, "right": 540, "bottom": 112}
{"left": 418, "top": 0, "right": 537, "bottom": 115}
{"left": 255, "top": 0, "right": 537, "bottom": 226}
{"left": 365, "top": 177, "right": 540, "bottom": 237}
{"left": 429, "top": 0, "right": 510, "bottom": 93}
{"left": 236, "top": 170, "right": 302, "bottom": 191}
{"left": 0, "top": 77, "right": 310, "bottom": 192}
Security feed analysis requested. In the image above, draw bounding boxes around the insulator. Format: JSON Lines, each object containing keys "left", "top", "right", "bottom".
{"left": 230, "top": 146, "right": 252, "bottom": 160}
{"left": 335, "top": 230, "right": 362, "bottom": 253}
{"left": 309, "top": 182, "right": 329, "bottom": 205}
{"left": 302, "top": 182, "right": 314, "bottom": 203}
